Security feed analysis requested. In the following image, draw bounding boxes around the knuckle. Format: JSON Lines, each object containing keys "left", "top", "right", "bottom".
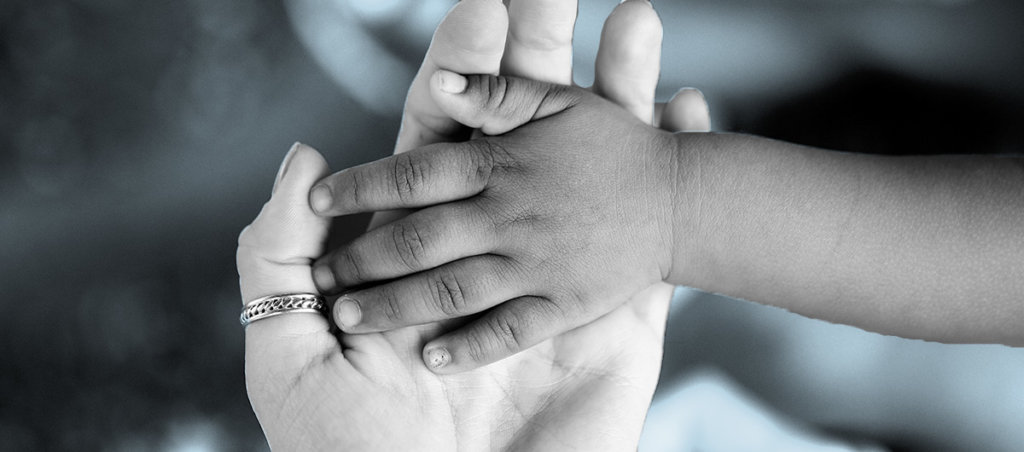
{"left": 236, "top": 224, "right": 254, "bottom": 249}
{"left": 460, "top": 332, "right": 487, "bottom": 362}
{"left": 489, "top": 204, "right": 539, "bottom": 232}
{"left": 392, "top": 153, "right": 427, "bottom": 204}
{"left": 493, "top": 313, "right": 523, "bottom": 352}
{"left": 467, "top": 141, "right": 497, "bottom": 187}
{"left": 391, "top": 221, "right": 428, "bottom": 270}
{"left": 466, "top": 140, "right": 515, "bottom": 189}
{"left": 463, "top": 329, "right": 490, "bottom": 364}
{"left": 349, "top": 169, "right": 369, "bottom": 209}
{"left": 235, "top": 225, "right": 257, "bottom": 265}
{"left": 481, "top": 311, "right": 523, "bottom": 358}
{"left": 477, "top": 140, "right": 509, "bottom": 169}
{"left": 509, "top": 23, "right": 571, "bottom": 52}
{"left": 470, "top": 74, "right": 510, "bottom": 117}
{"left": 551, "top": 289, "right": 587, "bottom": 320}
{"left": 431, "top": 270, "right": 467, "bottom": 317}
{"left": 379, "top": 286, "right": 404, "bottom": 324}
{"left": 486, "top": 75, "right": 510, "bottom": 114}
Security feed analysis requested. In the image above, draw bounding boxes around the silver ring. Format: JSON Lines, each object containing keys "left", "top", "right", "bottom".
{"left": 240, "top": 293, "right": 327, "bottom": 327}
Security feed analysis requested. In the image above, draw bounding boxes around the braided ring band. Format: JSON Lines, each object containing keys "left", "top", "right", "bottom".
{"left": 240, "top": 293, "right": 327, "bottom": 327}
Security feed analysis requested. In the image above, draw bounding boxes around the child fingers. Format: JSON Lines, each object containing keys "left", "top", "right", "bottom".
{"left": 421, "top": 295, "right": 594, "bottom": 374}
{"left": 308, "top": 141, "right": 495, "bottom": 217}
{"left": 331, "top": 255, "right": 529, "bottom": 334}
{"left": 430, "top": 71, "right": 582, "bottom": 136}
{"left": 311, "top": 201, "right": 500, "bottom": 294}
{"left": 395, "top": 0, "right": 508, "bottom": 154}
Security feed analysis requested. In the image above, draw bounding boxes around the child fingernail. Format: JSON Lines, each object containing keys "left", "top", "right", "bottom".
{"left": 424, "top": 346, "right": 450, "bottom": 370}
{"left": 309, "top": 184, "right": 333, "bottom": 213}
{"left": 436, "top": 70, "right": 467, "bottom": 94}
{"left": 334, "top": 296, "right": 361, "bottom": 329}
{"left": 313, "top": 263, "right": 336, "bottom": 292}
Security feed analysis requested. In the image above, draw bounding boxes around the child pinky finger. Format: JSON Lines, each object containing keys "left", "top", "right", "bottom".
{"left": 421, "top": 295, "right": 599, "bottom": 374}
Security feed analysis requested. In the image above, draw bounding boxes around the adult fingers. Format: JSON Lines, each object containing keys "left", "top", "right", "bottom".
{"left": 308, "top": 140, "right": 498, "bottom": 216}
{"left": 311, "top": 201, "right": 499, "bottom": 293}
{"left": 330, "top": 255, "right": 529, "bottom": 334}
{"left": 659, "top": 88, "right": 712, "bottom": 133}
{"left": 502, "top": 0, "right": 577, "bottom": 85}
{"left": 592, "top": 0, "right": 663, "bottom": 125}
{"left": 394, "top": 0, "right": 508, "bottom": 154}
{"left": 429, "top": 70, "right": 581, "bottom": 136}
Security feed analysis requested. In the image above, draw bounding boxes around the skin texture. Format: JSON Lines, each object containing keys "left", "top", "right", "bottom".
{"left": 313, "top": 70, "right": 1024, "bottom": 357}
{"left": 239, "top": 0, "right": 712, "bottom": 449}
{"left": 311, "top": 75, "right": 681, "bottom": 372}
{"left": 666, "top": 132, "right": 1024, "bottom": 346}
{"left": 312, "top": 75, "right": 1024, "bottom": 355}
{"left": 312, "top": 0, "right": 685, "bottom": 374}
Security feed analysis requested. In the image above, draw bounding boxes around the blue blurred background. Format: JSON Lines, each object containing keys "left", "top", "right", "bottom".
{"left": 1, "top": 0, "right": 1022, "bottom": 450}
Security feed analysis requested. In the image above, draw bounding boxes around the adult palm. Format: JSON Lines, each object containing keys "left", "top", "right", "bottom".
{"left": 241, "top": 140, "right": 668, "bottom": 450}
{"left": 238, "top": 0, "right": 710, "bottom": 450}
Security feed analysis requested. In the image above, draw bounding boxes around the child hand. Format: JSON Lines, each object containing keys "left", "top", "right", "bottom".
{"left": 309, "top": 71, "right": 683, "bottom": 373}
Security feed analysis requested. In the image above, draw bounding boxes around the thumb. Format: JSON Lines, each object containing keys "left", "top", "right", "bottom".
{"left": 429, "top": 70, "right": 581, "bottom": 136}
{"left": 237, "top": 142, "right": 331, "bottom": 329}
{"left": 239, "top": 142, "right": 341, "bottom": 384}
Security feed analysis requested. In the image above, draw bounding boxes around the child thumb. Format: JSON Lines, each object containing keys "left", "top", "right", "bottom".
{"left": 429, "top": 70, "right": 582, "bottom": 136}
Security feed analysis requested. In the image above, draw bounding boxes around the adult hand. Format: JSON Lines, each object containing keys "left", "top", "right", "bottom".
{"left": 240, "top": 0, "right": 711, "bottom": 449}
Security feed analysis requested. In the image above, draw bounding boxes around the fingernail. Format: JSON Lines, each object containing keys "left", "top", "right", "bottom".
{"left": 309, "top": 184, "right": 333, "bottom": 214}
{"left": 312, "top": 263, "right": 336, "bottom": 292}
{"left": 677, "top": 87, "right": 706, "bottom": 101}
{"left": 272, "top": 142, "right": 302, "bottom": 194}
{"left": 334, "top": 295, "right": 361, "bottom": 329}
{"left": 677, "top": 88, "right": 710, "bottom": 114}
{"left": 436, "top": 70, "right": 467, "bottom": 94}
{"left": 424, "top": 346, "right": 450, "bottom": 370}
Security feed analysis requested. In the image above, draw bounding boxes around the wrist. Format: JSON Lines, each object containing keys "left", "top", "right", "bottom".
{"left": 661, "top": 131, "right": 715, "bottom": 288}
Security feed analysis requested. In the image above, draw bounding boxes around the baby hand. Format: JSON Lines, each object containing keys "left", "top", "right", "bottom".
{"left": 310, "top": 71, "right": 681, "bottom": 373}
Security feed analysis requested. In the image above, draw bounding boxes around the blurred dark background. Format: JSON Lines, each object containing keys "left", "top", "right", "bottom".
{"left": 1, "top": 0, "right": 1022, "bottom": 450}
